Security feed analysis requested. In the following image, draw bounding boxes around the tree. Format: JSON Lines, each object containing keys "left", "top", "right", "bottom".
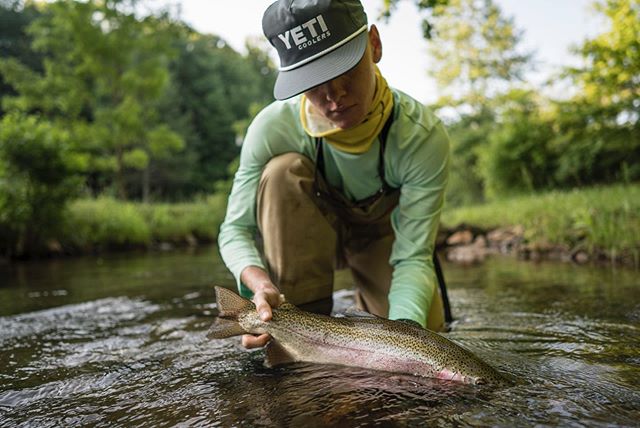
{"left": 477, "top": 90, "right": 557, "bottom": 198}
{"left": 1, "top": 0, "right": 184, "bottom": 200}
{"left": 553, "top": 0, "right": 640, "bottom": 185}
{"left": 0, "top": 113, "right": 85, "bottom": 256}
{"left": 153, "top": 31, "right": 276, "bottom": 198}
{"left": 1, "top": 1, "right": 278, "bottom": 202}
{"left": 0, "top": 0, "right": 42, "bottom": 114}
{"left": 381, "top": 0, "right": 448, "bottom": 38}
{"left": 426, "top": 0, "right": 532, "bottom": 114}
{"left": 568, "top": 0, "right": 639, "bottom": 127}
{"left": 406, "top": 0, "right": 533, "bottom": 203}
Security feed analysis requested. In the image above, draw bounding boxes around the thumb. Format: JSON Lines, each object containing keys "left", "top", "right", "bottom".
{"left": 254, "top": 292, "right": 273, "bottom": 322}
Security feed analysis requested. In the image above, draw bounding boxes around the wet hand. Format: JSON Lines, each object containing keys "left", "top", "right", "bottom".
{"left": 252, "top": 283, "right": 283, "bottom": 322}
{"left": 242, "top": 333, "right": 271, "bottom": 348}
{"left": 242, "top": 280, "right": 284, "bottom": 349}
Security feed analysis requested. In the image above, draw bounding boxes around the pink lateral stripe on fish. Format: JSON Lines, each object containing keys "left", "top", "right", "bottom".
{"left": 207, "top": 286, "right": 511, "bottom": 386}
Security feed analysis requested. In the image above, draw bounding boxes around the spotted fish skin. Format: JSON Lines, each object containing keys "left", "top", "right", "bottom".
{"left": 208, "top": 286, "right": 510, "bottom": 386}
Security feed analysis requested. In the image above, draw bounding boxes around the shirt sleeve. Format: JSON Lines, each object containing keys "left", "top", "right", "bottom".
{"left": 387, "top": 121, "right": 450, "bottom": 327}
{"left": 217, "top": 103, "right": 298, "bottom": 297}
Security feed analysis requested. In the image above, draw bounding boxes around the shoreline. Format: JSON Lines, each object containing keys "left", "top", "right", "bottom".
{"left": 437, "top": 224, "right": 639, "bottom": 269}
{"left": 2, "top": 224, "right": 638, "bottom": 270}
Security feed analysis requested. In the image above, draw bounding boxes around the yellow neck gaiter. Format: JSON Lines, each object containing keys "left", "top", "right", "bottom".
{"left": 300, "top": 66, "right": 393, "bottom": 154}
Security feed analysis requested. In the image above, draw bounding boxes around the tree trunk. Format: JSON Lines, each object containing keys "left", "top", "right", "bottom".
{"left": 142, "top": 165, "right": 150, "bottom": 203}
{"left": 116, "top": 149, "right": 127, "bottom": 200}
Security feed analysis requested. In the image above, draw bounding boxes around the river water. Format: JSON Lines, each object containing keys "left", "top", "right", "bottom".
{"left": 0, "top": 247, "right": 638, "bottom": 427}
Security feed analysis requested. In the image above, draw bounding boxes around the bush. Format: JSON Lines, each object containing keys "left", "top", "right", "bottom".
{"left": 477, "top": 109, "right": 556, "bottom": 199}
{"left": 0, "top": 114, "right": 83, "bottom": 256}
{"left": 65, "top": 198, "right": 151, "bottom": 250}
{"left": 444, "top": 111, "right": 493, "bottom": 207}
{"left": 62, "top": 195, "right": 228, "bottom": 251}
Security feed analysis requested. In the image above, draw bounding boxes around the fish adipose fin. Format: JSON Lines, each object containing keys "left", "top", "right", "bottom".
{"left": 215, "top": 286, "right": 254, "bottom": 317}
{"left": 265, "top": 341, "right": 296, "bottom": 368}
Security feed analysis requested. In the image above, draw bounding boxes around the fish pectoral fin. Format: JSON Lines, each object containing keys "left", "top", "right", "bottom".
{"left": 207, "top": 317, "right": 247, "bottom": 339}
{"left": 264, "top": 340, "right": 296, "bottom": 368}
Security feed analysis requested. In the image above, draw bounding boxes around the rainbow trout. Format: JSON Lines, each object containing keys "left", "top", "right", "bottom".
{"left": 208, "top": 286, "right": 509, "bottom": 385}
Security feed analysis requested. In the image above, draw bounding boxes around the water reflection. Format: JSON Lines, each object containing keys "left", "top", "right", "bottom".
{"left": 0, "top": 248, "right": 639, "bottom": 426}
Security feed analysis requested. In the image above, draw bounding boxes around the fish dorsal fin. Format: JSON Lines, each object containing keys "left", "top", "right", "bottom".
{"left": 207, "top": 317, "right": 247, "bottom": 339}
{"left": 342, "top": 306, "right": 378, "bottom": 319}
{"left": 214, "top": 286, "right": 254, "bottom": 317}
{"left": 264, "top": 340, "right": 297, "bottom": 368}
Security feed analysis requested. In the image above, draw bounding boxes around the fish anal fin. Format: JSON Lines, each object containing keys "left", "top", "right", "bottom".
{"left": 207, "top": 317, "right": 247, "bottom": 339}
{"left": 265, "top": 340, "right": 297, "bottom": 368}
{"left": 215, "top": 286, "right": 254, "bottom": 317}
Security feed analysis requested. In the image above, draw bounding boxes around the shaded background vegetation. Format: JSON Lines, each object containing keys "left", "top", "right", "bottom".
{"left": 0, "top": 0, "right": 638, "bottom": 258}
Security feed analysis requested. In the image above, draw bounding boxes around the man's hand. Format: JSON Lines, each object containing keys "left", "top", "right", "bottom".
{"left": 240, "top": 266, "right": 283, "bottom": 349}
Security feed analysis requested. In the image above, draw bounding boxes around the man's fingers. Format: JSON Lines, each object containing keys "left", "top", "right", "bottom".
{"left": 255, "top": 296, "right": 273, "bottom": 321}
{"left": 242, "top": 333, "right": 271, "bottom": 349}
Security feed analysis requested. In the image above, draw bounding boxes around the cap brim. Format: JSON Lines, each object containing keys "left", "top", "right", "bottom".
{"left": 273, "top": 30, "right": 369, "bottom": 100}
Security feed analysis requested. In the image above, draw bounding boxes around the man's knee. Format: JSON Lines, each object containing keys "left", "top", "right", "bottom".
{"left": 260, "top": 152, "right": 313, "bottom": 185}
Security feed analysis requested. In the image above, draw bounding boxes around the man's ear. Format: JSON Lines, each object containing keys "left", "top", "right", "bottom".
{"left": 369, "top": 25, "right": 382, "bottom": 63}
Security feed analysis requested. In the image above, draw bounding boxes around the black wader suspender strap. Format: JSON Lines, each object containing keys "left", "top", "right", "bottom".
{"left": 314, "top": 107, "right": 453, "bottom": 324}
{"left": 376, "top": 107, "right": 394, "bottom": 190}
{"left": 434, "top": 252, "right": 453, "bottom": 323}
{"left": 315, "top": 106, "right": 395, "bottom": 193}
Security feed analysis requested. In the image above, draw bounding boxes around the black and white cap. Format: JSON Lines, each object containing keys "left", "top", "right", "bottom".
{"left": 262, "top": 0, "right": 369, "bottom": 100}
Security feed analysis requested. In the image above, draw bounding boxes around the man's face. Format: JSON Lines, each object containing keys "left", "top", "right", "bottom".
{"left": 303, "top": 31, "right": 380, "bottom": 129}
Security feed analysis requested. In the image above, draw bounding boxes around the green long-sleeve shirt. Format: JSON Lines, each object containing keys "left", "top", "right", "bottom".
{"left": 218, "top": 88, "right": 450, "bottom": 327}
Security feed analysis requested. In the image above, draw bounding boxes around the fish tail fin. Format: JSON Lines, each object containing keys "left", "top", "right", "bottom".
{"left": 207, "top": 286, "right": 255, "bottom": 339}
{"left": 207, "top": 317, "right": 247, "bottom": 339}
{"left": 215, "top": 286, "right": 254, "bottom": 317}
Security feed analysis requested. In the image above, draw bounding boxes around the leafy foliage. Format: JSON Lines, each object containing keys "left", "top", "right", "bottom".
{"left": 427, "top": 0, "right": 531, "bottom": 113}
{"left": 552, "top": 0, "right": 640, "bottom": 187}
{"left": 0, "top": 0, "right": 42, "bottom": 112}
{"left": 477, "top": 92, "right": 556, "bottom": 198}
{"left": 418, "top": 0, "right": 534, "bottom": 204}
{"left": 0, "top": 113, "right": 84, "bottom": 256}
{"left": 153, "top": 33, "right": 275, "bottom": 199}
{"left": 0, "top": 0, "right": 275, "bottom": 204}
{"left": 569, "top": 0, "right": 640, "bottom": 126}
{"left": 443, "top": 109, "right": 493, "bottom": 206}
{"left": 64, "top": 195, "right": 227, "bottom": 251}
{"left": 417, "top": 0, "right": 640, "bottom": 203}
{"left": 0, "top": 0, "right": 275, "bottom": 255}
{"left": 0, "top": 0, "right": 637, "bottom": 256}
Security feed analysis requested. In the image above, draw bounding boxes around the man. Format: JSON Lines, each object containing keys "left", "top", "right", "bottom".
{"left": 218, "top": 0, "right": 450, "bottom": 348}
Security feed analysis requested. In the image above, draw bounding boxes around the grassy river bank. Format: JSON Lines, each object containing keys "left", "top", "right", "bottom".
{"left": 442, "top": 183, "right": 640, "bottom": 266}
{"left": 53, "top": 195, "right": 228, "bottom": 254}
{"left": 5, "top": 183, "right": 639, "bottom": 267}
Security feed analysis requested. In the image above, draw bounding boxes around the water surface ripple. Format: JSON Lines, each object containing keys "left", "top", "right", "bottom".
{"left": 0, "top": 250, "right": 639, "bottom": 426}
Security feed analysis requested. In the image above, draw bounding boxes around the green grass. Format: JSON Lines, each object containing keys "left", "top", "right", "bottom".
{"left": 62, "top": 194, "right": 228, "bottom": 251}
{"left": 16, "top": 184, "right": 640, "bottom": 262}
{"left": 442, "top": 183, "right": 640, "bottom": 258}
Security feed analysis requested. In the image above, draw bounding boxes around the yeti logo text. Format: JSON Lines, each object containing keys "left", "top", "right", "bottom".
{"left": 277, "top": 15, "right": 330, "bottom": 50}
